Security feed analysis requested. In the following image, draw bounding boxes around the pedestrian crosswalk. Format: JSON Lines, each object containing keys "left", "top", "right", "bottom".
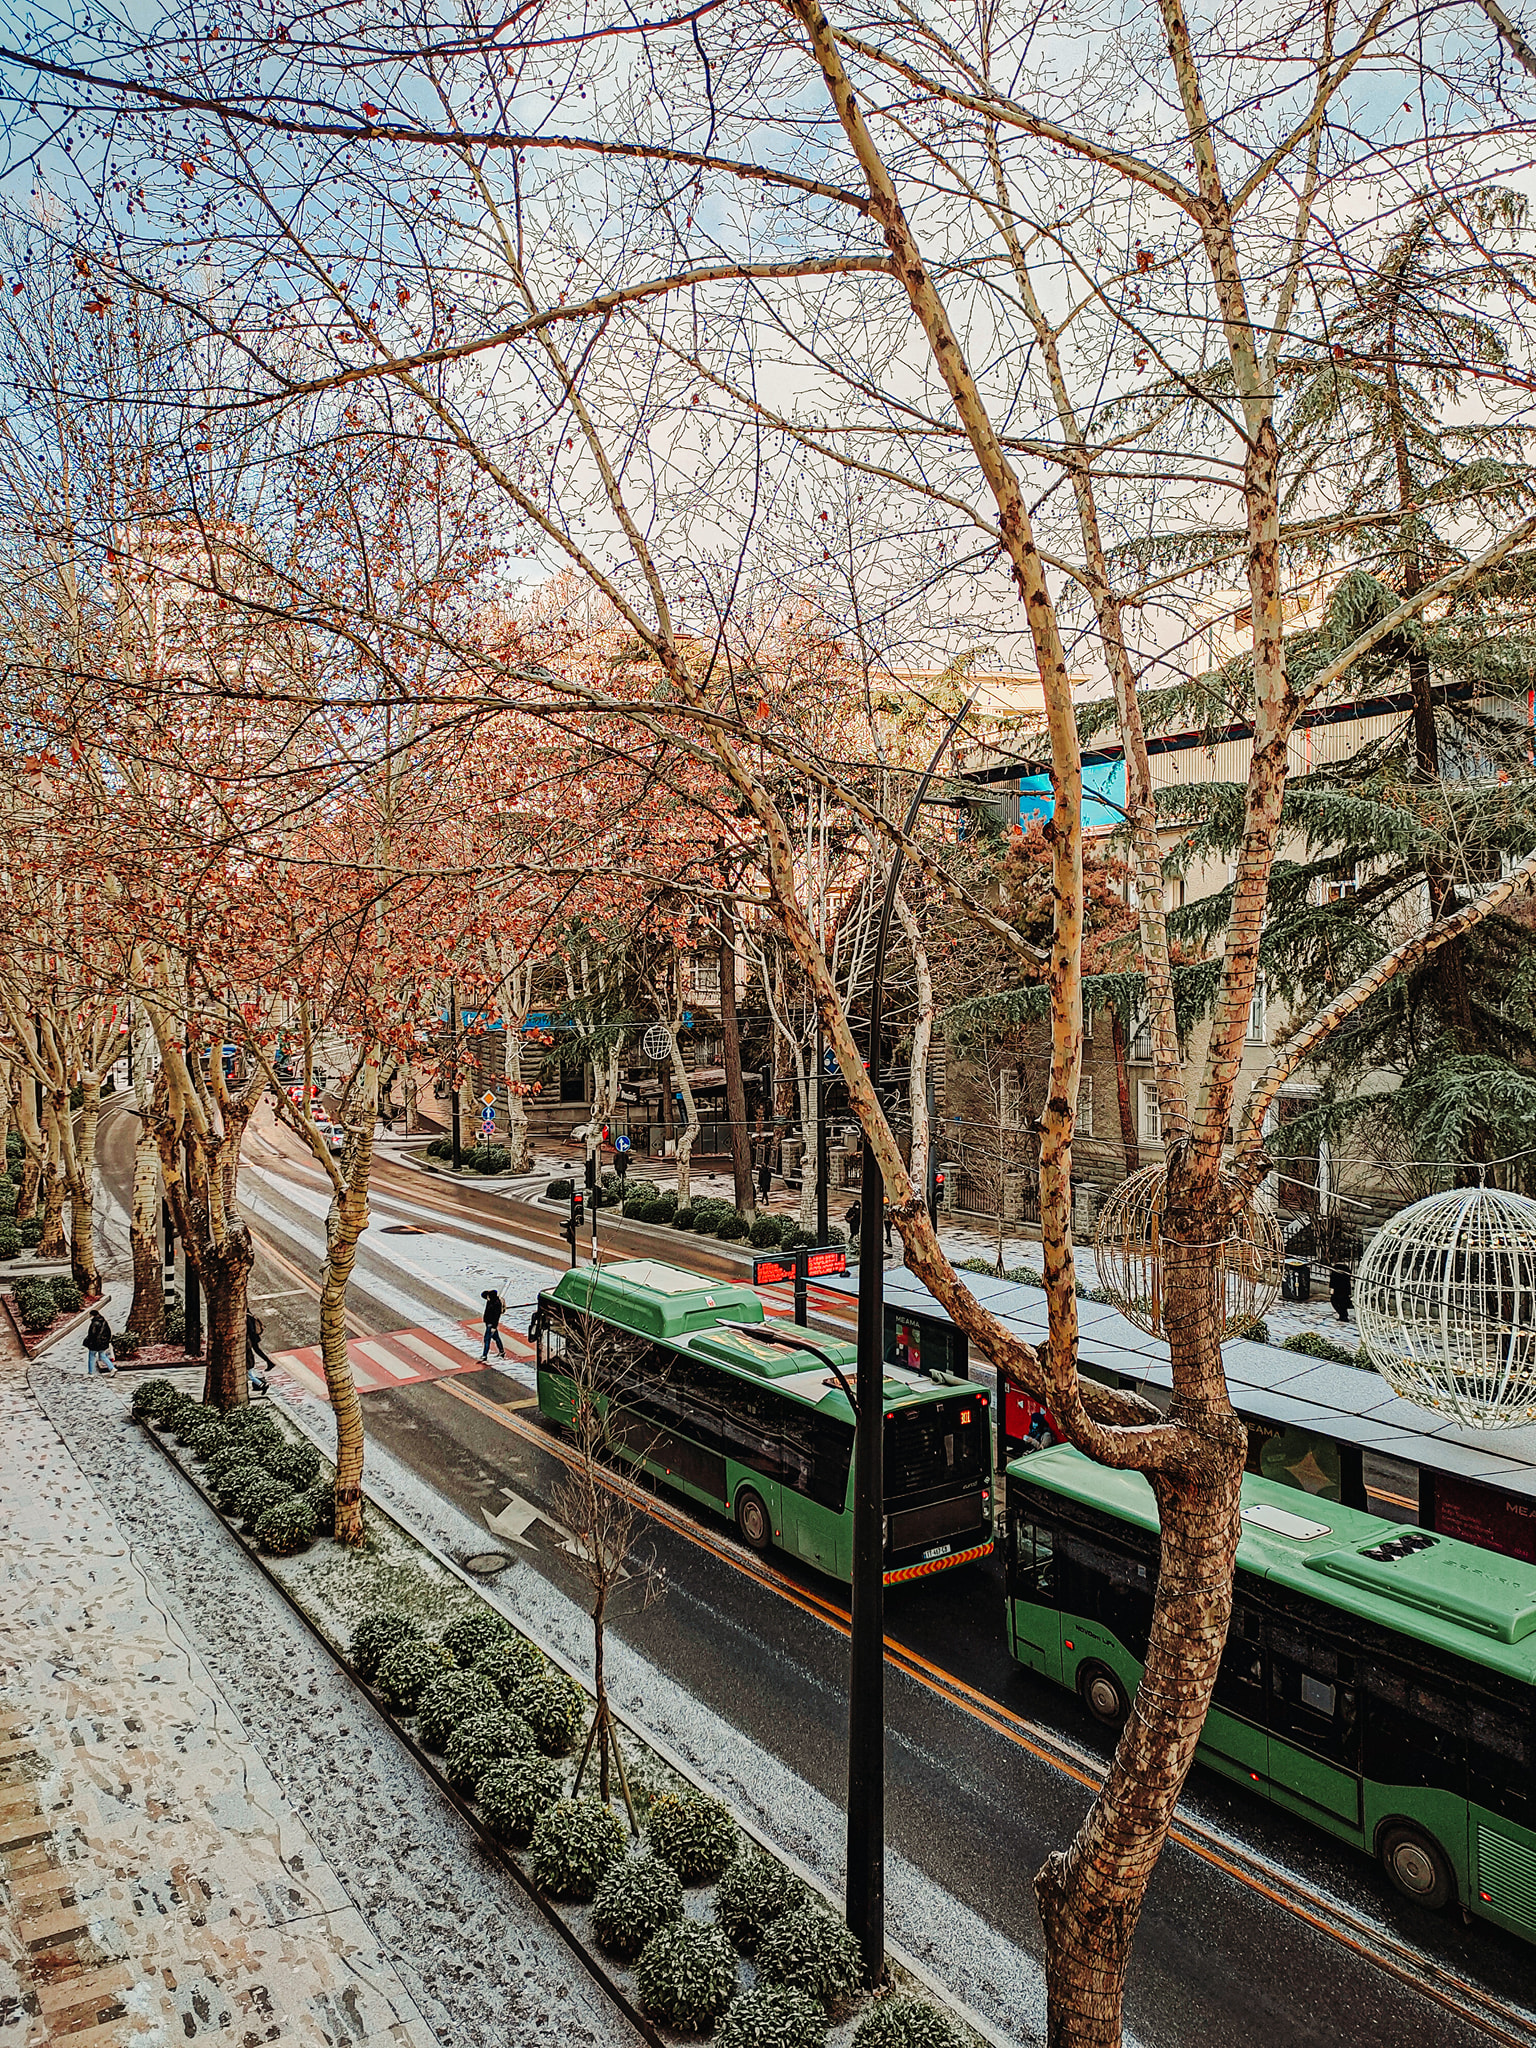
{"left": 272, "top": 1319, "right": 533, "bottom": 1401}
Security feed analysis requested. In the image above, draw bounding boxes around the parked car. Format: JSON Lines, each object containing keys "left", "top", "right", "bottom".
{"left": 316, "top": 1120, "right": 347, "bottom": 1156}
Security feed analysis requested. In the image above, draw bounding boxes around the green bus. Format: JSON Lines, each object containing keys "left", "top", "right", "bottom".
{"left": 534, "top": 1258, "right": 994, "bottom": 1586}
{"left": 1004, "top": 1447, "right": 1536, "bottom": 1941}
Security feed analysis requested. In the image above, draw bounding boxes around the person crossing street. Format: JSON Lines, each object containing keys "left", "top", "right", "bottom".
{"left": 480, "top": 1287, "right": 507, "bottom": 1360}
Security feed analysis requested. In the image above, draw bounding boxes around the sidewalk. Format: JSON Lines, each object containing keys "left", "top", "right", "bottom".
{"left": 0, "top": 1323, "right": 438, "bottom": 2048}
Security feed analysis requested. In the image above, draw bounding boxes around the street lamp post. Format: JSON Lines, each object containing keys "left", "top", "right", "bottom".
{"left": 845, "top": 699, "right": 973, "bottom": 1984}
{"left": 449, "top": 982, "right": 462, "bottom": 1172}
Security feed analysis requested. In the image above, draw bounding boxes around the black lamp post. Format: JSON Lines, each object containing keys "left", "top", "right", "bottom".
{"left": 845, "top": 698, "right": 972, "bottom": 1984}
{"left": 449, "top": 981, "right": 462, "bottom": 1172}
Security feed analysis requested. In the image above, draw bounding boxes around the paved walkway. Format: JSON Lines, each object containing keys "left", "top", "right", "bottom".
{"left": 0, "top": 1329, "right": 439, "bottom": 2048}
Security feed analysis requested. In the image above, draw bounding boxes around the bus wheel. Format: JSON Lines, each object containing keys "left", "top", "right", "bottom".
{"left": 735, "top": 1488, "right": 772, "bottom": 1553}
{"left": 1078, "top": 1664, "right": 1129, "bottom": 1729}
{"left": 1379, "top": 1825, "right": 1454, "bottom": 1911}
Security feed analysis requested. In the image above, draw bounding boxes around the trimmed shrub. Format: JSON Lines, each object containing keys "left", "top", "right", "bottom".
{"left": 852, "top": 1997, "right": 967, "bottom": 2048}
{"left": 233, "top": 1471, "right": 292, "bottom": 1533}
{"left": 1280, "top": 1330, "right": 1357, "bottom": 1364}
{"left": 749, "top": 1213, "right": 786, "bottom": 1249}
{"left": 591, "top": 1852, "right": 684, "bottom": 1962}
{"left": 110, "top": 1332, "right": 140, "bottom": 1361}
{"left": 172, "top": 1403, "right": 220, "bottom": 1443}
{"left": 48, "top": 1276, "right": 83, "bottom": 1313}
{"left": 476, "top": 1754, "right": 564, "bottom": 1845}
{"left": 474, "top": 1634, "right": 548, "bottom": 1697}
{"left": 1241, "top": 1317, "right": 1271, "bottom": 1345}
{"left": 187, "top": 1419, "right": 230, "bottom": 1463}
{"left": 440, "top": 1605, "right": 515, "bottom": 1669}
{"left": 716, "top": 1212, "right": 750, "bottom": 1242}
{"left": 350, "top": 1608, "right": 425, "bottom": 1680}
{"left": 545, "top": 1176, "right": 574, "bottom": 1200}
{"left": 620, "top": 1178, "right": 661, "bottom": 1213}
{"left": 530, "top": 1796, "right": 628, "bottom": 1901}
{"left": 0, "top": 1223, "right": 18, "bottom": 1259}
{"left": 444, "top": 1709, "right": 538, "bottom": 1795}
{"left": 715, "top": 1852, "right": 813, "bottom": 1954}
{"left": 425, "top": 1136, "right": 450, "bottom": 1159}
{"left": 636, "top": 1199, "right": 671, "bottom": 1223}
{"left": 374, "top": 1637, "right": 452, "bottom": 1712}
{"left": 162, "top": 1304, "right": 187, "bottom": 1346}
{"left": 265, "top": 1440, "right": 323, "bottom": 1490}
{"left": 17, "top": 1291, "right": 57, "bottom": 1332}
{"left": 255, "top": 1492, "right": 319, "bottom": 1556}
{"left": 755, "top": 1910, "right": 864, "bottom": 2013}
{"left": 130, "top": 1376, "right": 180, "bottom": 1421}
{"left": 415, "top": 1669, "right": 504, "bottom": 1751}
{"left": 719, "top": 1985, "right": 829, "bottom": 2048}
{"left": 781, "top": 1227, "right": 817, "bottom": 1251}
{"left": 469, "top": 1145, "right": 511, "bottom": 1175}
{"left": 0, "top": 1182, "right": 17, "bottom": 1215}
{"left": 17, "top": 1217, "right": 43, "bottom": 1248}
{"left": 208, "top": 1444, "right": 265, "bottom": 1493}
{"left": 673, "top": 1206, "right": 695, "bottom": 1231}
{"left": 4, "top": 1131, "right": 20, "bottom": 1158}
{"left": 510, "top": 1671, "right": 587, "bottom": 1756}
{"left": 307, "top": 1478, "right": 336, "bottom": 1537}
{"left": 636, "top": 1920, "right": 739, "bottom": 2034}
{"left": 645, "top": 1791, "right": 739, "bottom": 1885}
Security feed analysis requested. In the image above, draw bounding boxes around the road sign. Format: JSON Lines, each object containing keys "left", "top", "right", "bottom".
{"left": 614, "top": 1134, "right": 632, "bottom": 1152}
{"left": 642, "top": 1023, "right": 672, "bottom": 1062}
{"left": 481, "top": 1091, "right": 497, "bottom": 1109}
{"left": 823, "top": 1049, "right": 840, "bottom": 1076}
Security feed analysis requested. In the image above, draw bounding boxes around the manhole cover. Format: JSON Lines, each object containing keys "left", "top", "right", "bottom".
{"left": 461, "top": 1551, "right": 513, "bottom": 1577}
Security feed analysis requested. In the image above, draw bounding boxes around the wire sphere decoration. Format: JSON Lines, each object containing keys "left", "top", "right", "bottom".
{"left": 1354, "top": 1185, "right": 1536, "bottom": 1430}
{"left": 1092, "top": 1163, "right": 1284, "bottom": 1341}
{"left": 641, "top": 1023, "right": 673, "bottom": 1063}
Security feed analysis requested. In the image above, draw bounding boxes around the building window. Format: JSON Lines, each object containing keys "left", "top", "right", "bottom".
{"left": 1139, "top": 1079, "right": 1161, "bottom": 1145}
{"left": 1325, "top": 866, "right": 1359, "bottom": 903}
{"left": 688, "top": 954, "right": 721, "bottom": 997}
{"left": 1077, "top": 1076, "right": 1094, "bottom": 1139}
{"left": 1247, "top": 980, "right": 1267, "bottom": 1044}
{"left": 1001, "top": 1070, "right": 1026, "bottom": 1131}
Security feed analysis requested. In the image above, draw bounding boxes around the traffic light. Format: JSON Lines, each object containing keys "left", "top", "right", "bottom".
{"left": 928, "top": 1164, "right": 945, "bottom": 1226}
{"left": 584, "top": 1152, "right": 597, "bottom": 1193}
{"left": 564, "top": 1188, "right": 585, "bottom": 1265}
{"left": 615, "top": 1149, "right": 630, "bottom": 1185}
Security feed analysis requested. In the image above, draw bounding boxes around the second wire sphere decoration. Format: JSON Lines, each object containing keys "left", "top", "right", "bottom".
{"left": 1354, "top": 1185, "right": 1536, "bottom": 1430}
{"left": 1092, "top": 1164, "right": 1283, "bottom": 1340}
{"left": 641, "top": 1022, "right": 673, "bottom": 1063}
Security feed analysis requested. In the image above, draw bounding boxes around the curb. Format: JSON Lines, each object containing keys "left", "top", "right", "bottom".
{"left": 3, "top": 1294, "right": 102, "bottom": 1359}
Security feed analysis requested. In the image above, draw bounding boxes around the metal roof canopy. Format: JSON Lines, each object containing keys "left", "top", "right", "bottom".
{"left": 820, "top": 1267, "right": 1536, "bottom": 1505}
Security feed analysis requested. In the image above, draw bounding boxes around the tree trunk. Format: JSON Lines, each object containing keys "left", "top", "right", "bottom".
{"left": 720, "top": 906, "right": 754, "bottom": 1210}
{"left": 127, "top": 1044, "right": 165, "bottom": 1337}
{"left": 319, "top": 1069, "right": 376, "bottom": 1545}
{"left": 594, "top": 1594, "right": 609, "bottom": 1805}
{"left": 38, "top": 1107, "right": 67, "bottom": 1259}
{"left": 669, "top": 1026, "right": 699, "bottom": 1207}
{"left": 1110, "top": 1011, "right": 1140, "bottom": 1177}
{"left": 505, "top": 1037, "right": 532, "bottom": 1171}
{"left": 201, "top": 1231, "right": 254, "bottom": 1408}
{"left": 65, "top": 1079, "right": 102, "bottom": 1297}
{"left": 16, "top": 1152, "right": 39, "bottom": 1222}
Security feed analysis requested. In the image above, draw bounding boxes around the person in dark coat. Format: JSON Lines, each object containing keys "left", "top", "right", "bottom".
{"left": 757, "top": 1159, "right": 773, "bottom": 1206}
{"left": 247, "top": 1311, "right": 276, "bottom": 1393}
{"left": 480, "top": 1288, "right": 506, "bottom": 1360}
{"left": 83, "top": 1308, "right": 115, "bottom": 1376}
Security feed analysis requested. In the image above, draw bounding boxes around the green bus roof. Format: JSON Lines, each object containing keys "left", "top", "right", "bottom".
{"left": 1007, "top": 1446, "right": 1536, "bottom": 1682}
{"left": 545, "top": 1259, "right": 981, "bottom": 1419}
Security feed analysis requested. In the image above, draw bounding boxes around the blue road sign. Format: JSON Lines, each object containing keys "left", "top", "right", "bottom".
{"left": 823, "top": 1049, "right": 840, "bottom": 1076}
{"left": 614, "top": 1134, "right": 632, "bottom": 1152}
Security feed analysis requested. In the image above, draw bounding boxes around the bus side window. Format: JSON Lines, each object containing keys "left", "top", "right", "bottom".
{"left": 1015, "top": 1521, "right": 1055, "bottom": 1602}
{"left": 1213, "top": 1598, "right": 1264, "bottom": 1718}
{"left": 1359, "top": 1658, "right": 1465, "bottom": 1797}
{"left": 1467, "top": 1700, "right": 1534, "bottom": 1828}
{"left": 715, "top": 1377, "right": 787, "bottom": 1483}
{"left": 539, "top": 1310, "right": 566, "bottom": 1371}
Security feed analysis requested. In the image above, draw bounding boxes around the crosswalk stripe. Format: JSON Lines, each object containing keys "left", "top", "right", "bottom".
{"left": 355, "top": 1339, "right": 416, "bottom": 1380}
{"left": 396, "top": 1329, "right": 477, "bottom": 1371}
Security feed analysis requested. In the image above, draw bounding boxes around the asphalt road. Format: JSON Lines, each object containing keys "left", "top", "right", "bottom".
{"left": 94, "top": 1102, "right": 1536, "bottom": 2048}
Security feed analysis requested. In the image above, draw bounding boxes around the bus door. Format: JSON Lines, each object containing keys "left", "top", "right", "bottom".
{"left": 781, "top": 1410, "right": 855, "bottom": 1576}
{"left": 1201, "top": 1593, "right": 1269, "bottom": 1785}
{"left": 1006, "top": 1509, "right": 1062, "bottom": 1681}
{"left": 1265, "top": 1621, "right": 1362, "bottom": 1830}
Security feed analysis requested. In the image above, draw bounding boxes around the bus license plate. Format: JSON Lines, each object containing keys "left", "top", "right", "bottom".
{"left": 922, "top": 1541, "right": 953, "bottom": 1561}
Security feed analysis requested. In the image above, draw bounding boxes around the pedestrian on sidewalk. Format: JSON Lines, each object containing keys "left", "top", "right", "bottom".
{"left": 757, "top": 1158, "right": 772, "bottom": 1206}
{"left": 83, "top": 1308, "right": 116, "bottom": 1376}
{"left": 480, "top": 1288, "right": 507, "bottom": 1360}
{"left": 247, "top": 1311, "right": 276, "bottom": 1393}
